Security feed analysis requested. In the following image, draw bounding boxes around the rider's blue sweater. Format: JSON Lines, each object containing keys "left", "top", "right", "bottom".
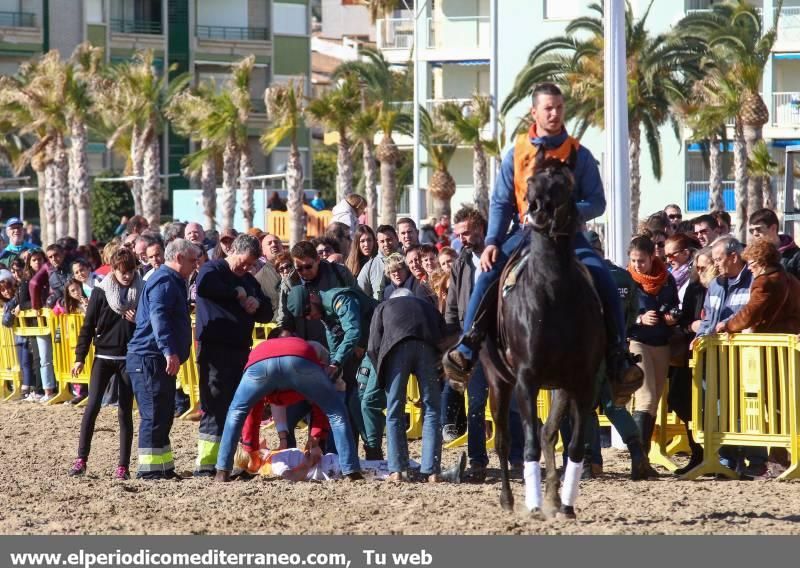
{"left": 485, "top": 129, "right": 606, "bottom": 248}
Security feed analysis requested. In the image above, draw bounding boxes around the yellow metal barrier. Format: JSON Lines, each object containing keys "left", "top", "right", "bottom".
{"left": 177, "top": 330, "right": 201, "bottom": 420}
{"left": 268, "top": 206, "right": 332, "bottom": 242}
{"left": 683, "top": 333, "right": 800, "bottom": 481}
{"left": 12, "top": 309, "right": 53, "bottom": 337}
{"left": 252, "top": 322, "right": 277, "bottom": 347}
{"left": 404, "top": 375, "right": 423, "bottom": 440}
{"left": 47, "top": 313, "right": 95, "bottom": 406}
{"left": 0, "top": 324, "right": 23, "bottom": 401}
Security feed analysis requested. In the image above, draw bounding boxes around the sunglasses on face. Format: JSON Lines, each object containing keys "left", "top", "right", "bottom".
{"left": 296, "top": 263, "right": 315, "bottom": 272}
{"left": 278, "top": 264, "right": 293, "bottom": 273}
{"left": 668, "top": 214, "right": 682, "bottom": 220}
{"left": 665, "top": 250, "right": 686, "bottom": 260}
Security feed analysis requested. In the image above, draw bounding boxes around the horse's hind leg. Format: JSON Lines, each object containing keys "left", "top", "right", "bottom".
{"left": 491, "top": 380, "right": 514, "bottom": 511}
{"left": 541, "top": 390, "right": 568, "bottom": 519}
{"left": 559, "top": 395, "right": 592, "bottom": 519}
{"left": 514, "top": 380, "right": 543, "bottom": 517}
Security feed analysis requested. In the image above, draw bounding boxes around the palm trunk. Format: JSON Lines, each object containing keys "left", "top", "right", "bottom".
{"left": 744, "top": 124, "right": 763, "bottom": 213}
{"left": 239, "top": 148, "right": 255, "bottom": 231}
{"left": 708, "top": 133, "right": 724, "bottom": 212}
{"left": 201, "top": 138, "right": 217, "bottom": 230}
{"left": 142, "top": 130, "right": 161, "bottom": 227}
{"left": 220, "top": 140, "right": 239, "bottom": 231}
{"left": 52, "top": 133, "right": 70, "bottom": 240}
{"left": 733, "top": 122, "right": 749, "bottom": 243}
{"left": 378, "top": 136, "right": 398, "bottom": 226}
{"left": 70, "top": 119, "right": 91, "bottom": 244}
{"left": 473, "top": 143, "right": 489, "bottom": 219}
{"left": 287, "top": 142, "right": 305, "bottom": 247}
{"left": 763, "top": 177, "right": 776, "bottom": 212}
{"left": 336, "top": 130, "right": 353, "bottom": 202}
{"left": 628, "top": 120, "right": 642, "bottom": 232}
{"left": 363, "top": 138, "right": 378, "bottom": 228}
{"left": 34, "top": 165, "right": 49, "bottom": 246}
{"left": 130, "top": 124, "right": 144, "bottom": 216}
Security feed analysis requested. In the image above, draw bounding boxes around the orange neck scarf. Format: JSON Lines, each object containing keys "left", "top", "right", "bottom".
{"left": 628, "top": 257, "right": 668, "bottom": 296}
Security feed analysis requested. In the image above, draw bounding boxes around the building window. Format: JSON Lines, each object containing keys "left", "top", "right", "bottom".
{"left": 86, "top": 0, "right": 105, "bottom": 24}
{"left": 544, "top": 0, "right": 581, "bottom": 20}
{"left": 274, "top": 2, "right": 308, "bottom": 36}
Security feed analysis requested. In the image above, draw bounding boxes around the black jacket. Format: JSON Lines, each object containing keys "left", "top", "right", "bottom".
{"left": 678, "top": 280, "right": 706, "bottom": 339}
{"left": 75, "top": 287, "right": 135, "bottom": 362}
{"left": 444, "top": 247, "right": 479, "bottom": 332}
{"left": 367, "top": 296, "right": 447, "bottom": 387}
{"left": 628, "top": 273, "right": 680, "bottom": 346}
{"left": 195, "top": 259, "right": 273, "bottom": 349}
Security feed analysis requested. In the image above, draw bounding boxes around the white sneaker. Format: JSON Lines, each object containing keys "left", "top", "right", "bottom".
{"left": 39, "top": 393, "right": 55, "bottom": 403}
{"left": 23, "top": 392, "right": 41, "bottom": 402}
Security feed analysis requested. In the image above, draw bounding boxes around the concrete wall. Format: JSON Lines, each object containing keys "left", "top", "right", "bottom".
{"left": 48, "top": 0, "right": 83, "bottom": 57}
{"left": 195, "top": 0, "right": 248, "bottom": 28}
{"left": 320, "top": 0, "right": 374, "bottom": 41}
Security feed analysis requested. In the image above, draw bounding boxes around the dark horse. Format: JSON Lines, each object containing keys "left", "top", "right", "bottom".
{"left": 478, "top": 156, "right": 606, "bottom": 518}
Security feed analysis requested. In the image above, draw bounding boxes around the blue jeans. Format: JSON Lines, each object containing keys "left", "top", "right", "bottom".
{"left": 215, "top": 356, "right": 360, "bottom": 475}
{"left": 35, "top": 335, "right": 56, "bottom": 390}
{"left": 467, "top": 362, "right": 523, "bottom": 467}
{"left": 458, "top": 230, "right": 625, "bottom": 359}
{"left": 384, "top": 340, "right": 442, "bottom": 474}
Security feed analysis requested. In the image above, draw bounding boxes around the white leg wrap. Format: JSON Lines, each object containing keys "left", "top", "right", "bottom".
{"left": 560, "top": 458, "right": 582, "bottom": 507}
{"left": 523, "top": 461, "right": 542, "bottom": 511}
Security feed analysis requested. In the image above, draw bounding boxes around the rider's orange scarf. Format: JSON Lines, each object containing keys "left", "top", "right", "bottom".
{"left": 628, "top": 257, "right": 669, "bottom": 296}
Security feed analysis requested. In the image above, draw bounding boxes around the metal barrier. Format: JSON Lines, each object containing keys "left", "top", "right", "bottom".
{"left": 267, "top": 206, "right": 332, "bottom": 243}
{"left": 0, "top": 324, "right": 22, "bottom": 401}
{"left": 682, "top": 333, "right": 800, "bottom": 481}
{"left": 48, "top": 313, "right": 95, "bottom": 406}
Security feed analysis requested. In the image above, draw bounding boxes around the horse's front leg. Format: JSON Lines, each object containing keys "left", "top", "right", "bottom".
{"left": 491, "top": 380, "right": 514, "bottom": 511}
{"left": 514, "top": 379, "right": 542, "bottom": 517}
{"left": 541, "top": 389, "right": 568, "bottom": 519}
{"left": 560, "top": 395, "right": 591, "bottom": 519}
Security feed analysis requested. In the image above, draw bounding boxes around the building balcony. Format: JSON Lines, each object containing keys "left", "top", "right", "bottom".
{"left": 196, "top": 25, "right": 269, "bottom": 41}
{"left": 685, "top": 181, "right": 736, "bottom": 213}
{"left": 775, "top": 7, "right": 800, "bottom": 46}
{"left": 772, "top": 92, "right": 800, "bottom": 127}
{"left": 0, "top": 11, "right": 35, "bottom": 27}
{"left": 427, "top": 16, "right": 489, "bottom": 51}
{"left": 110, "top": 18, "right": 163, "bottom": 35}
{"left": 425, "top": 97, "right": 471, "bottom": 114}
{"left": 376, "top": 18, "right": 414, "bottom": 50}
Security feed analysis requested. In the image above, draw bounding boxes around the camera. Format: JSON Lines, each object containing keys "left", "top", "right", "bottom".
{"left": 658, "top": 304, "right": 681, "bottom": 320}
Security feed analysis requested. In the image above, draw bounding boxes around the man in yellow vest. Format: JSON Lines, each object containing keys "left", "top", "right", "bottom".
{"left": 442, "top": 82, "right": 641, "bottom": 390}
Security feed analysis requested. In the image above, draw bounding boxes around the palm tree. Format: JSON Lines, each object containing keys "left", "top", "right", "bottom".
{"left": 307, "top": 77, "right": 361, "bottom": 202}
{"left": 65, "top": 43, "right": 103, "bottom": 244}
{"left": 262, "top": 80, "right": 307, "bottom": 247}
{"left": 748, "top": 140, "right": 779, "bottom": 211}
{"left": 228, "top": 56, "right": 256, "bottom": 230}
{"left": 96, "top": 51, "right": 189, "bottom": 227}
{"left": 376, "top": 107, "right": 403, "bottom": 225}
{"left": 166, "top": 82, "right": 220, "bottom": 230}
{"left": 438, "top": 94, "right": 500, "bottom": 219}
{"left": 419, "top": 106, "right": 458, "bottom": 218}
{"left": 502, "top": 1, "right": 699, "bottom": 229}
{"left": 677, "top": 0, "right": 783, "bottom": 228}
{"left": 352, "top": 104, "right": 381, "bottom": 227}
{"left": 0, "top": 51, "right": 70, "bottom": 242}
{"left": 333, "top": 46, "right": 412, "bottom": 105}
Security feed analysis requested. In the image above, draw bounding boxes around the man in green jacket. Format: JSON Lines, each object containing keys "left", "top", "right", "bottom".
{"left": 287, "top": 285, "right": 383, "bottom": 458}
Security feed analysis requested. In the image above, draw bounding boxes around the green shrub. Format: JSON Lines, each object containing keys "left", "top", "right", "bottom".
{"left": 91, "top": 171, "right": 134, "bottom": 243}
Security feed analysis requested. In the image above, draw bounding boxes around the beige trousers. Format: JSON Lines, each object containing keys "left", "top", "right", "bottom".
{"left": 630, "top": 340, "right": 671, "bottom": 415}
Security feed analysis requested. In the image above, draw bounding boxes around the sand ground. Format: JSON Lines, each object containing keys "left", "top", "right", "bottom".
{"left": 2, "top": 401, "right": 800, "bottom": 535}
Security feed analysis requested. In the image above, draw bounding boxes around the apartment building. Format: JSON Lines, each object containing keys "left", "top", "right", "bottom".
{"left": 376, "top": 0, "right": 800, "bottom": 222}
{"left": 0, "top": 0, "right": 312, "bottom": 200}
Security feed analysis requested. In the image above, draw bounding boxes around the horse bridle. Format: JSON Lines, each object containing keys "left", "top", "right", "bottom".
{"left": 528, "top": 198, "right": 576, "bottom": 239}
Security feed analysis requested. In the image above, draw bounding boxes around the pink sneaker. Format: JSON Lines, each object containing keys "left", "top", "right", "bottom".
{"left": 113, "top": 465, "right": 130, "bottom": 480}
{"left": 69, "top": 458, "right": 87, "bottom": 477}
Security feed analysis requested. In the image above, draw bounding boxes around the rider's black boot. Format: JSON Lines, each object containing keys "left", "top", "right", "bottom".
{"left": 632, "top": 411, "right": 659, "bottom": 478}
{"left": 437, "top": 452, "right": 467, "bottom": 483}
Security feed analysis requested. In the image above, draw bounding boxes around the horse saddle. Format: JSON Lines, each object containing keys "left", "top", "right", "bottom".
{"left": 501, "top": 249, "right": 530, "bottom": 298}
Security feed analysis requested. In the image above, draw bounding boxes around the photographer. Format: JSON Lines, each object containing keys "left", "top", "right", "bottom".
{"left": 627, "top": 235, "right": 680, "bottom": 474}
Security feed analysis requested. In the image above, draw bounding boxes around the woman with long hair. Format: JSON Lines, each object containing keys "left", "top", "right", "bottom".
{"left": 664, "top": 233, "right": 705, "bottom": 474}
{"left": 627, "top": 235, "right": 680, "bottom": 477}
{"left": 345, "top": 225, "right": 377, "bottom": 277}
{"left": 68, "top": 248, "right": 143, "bottom": 480}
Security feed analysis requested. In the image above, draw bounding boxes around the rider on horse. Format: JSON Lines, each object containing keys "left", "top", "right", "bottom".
{"left": 442, "top": 82, "right": 641, "bottom": 391}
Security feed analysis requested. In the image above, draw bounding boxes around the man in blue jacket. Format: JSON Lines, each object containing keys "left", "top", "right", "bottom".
{"left": 442, "top": 82, "right": 641, "bottom": 393}
{"left": 127, "top": 238, "right": 199, "bottom": 480}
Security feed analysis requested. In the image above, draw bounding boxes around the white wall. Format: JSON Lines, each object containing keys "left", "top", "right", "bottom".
{"left": 274, "top": 2, "right": 308, "bottom": 36}
{"left": 196, "top": 0, "right": 248, "bottom": 28}
{"left": 774, "top": 59, "right": 800, "bottom": 92}
{"left": 320, "top": 0, "right": 374, "bottom": 41}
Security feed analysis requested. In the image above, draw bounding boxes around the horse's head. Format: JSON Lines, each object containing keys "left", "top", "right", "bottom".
{"left": 525, "top": 151, "right": 578, "bottom": 238}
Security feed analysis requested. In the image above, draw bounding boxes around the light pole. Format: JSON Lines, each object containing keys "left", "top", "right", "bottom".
{"left": 604, "top": 0, "right": 631, "bottom": 265}
{"left": 411, "top": 0, "right": 429, "bottom": 224}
